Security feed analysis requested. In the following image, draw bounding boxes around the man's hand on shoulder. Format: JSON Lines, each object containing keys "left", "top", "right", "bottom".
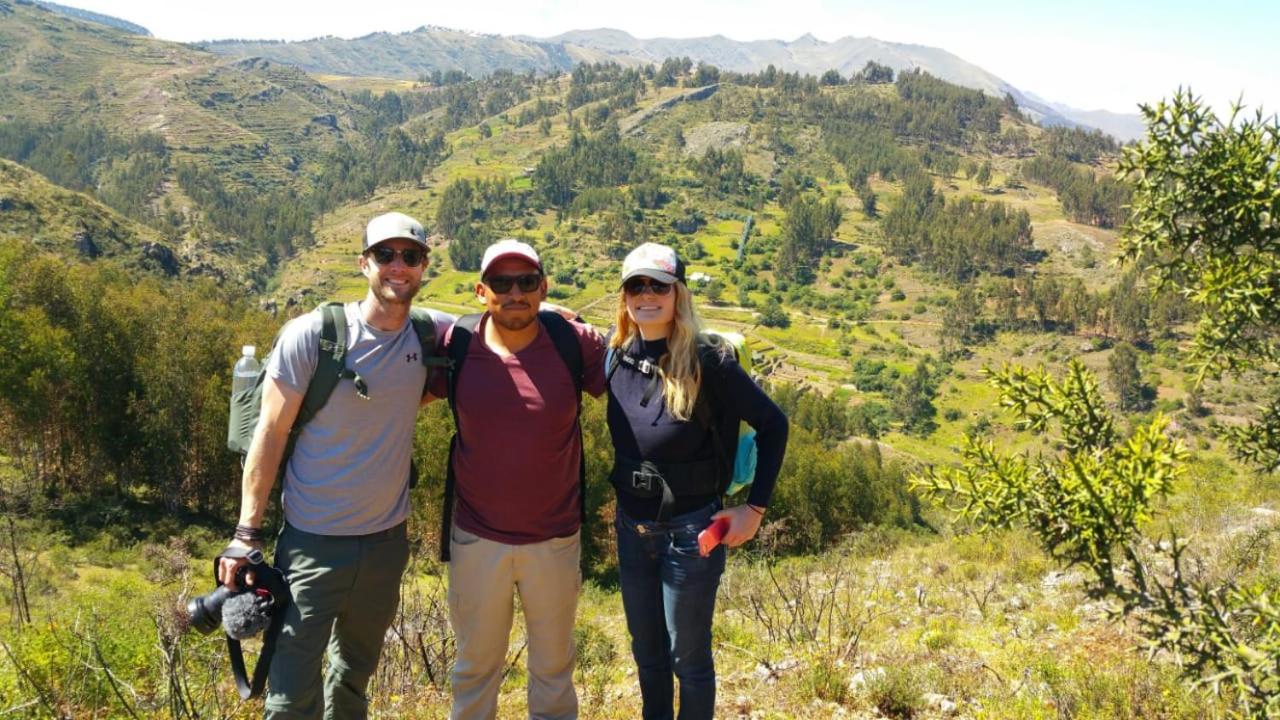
{"left": 540, "top": 302, "right": 581, "bottom": 324}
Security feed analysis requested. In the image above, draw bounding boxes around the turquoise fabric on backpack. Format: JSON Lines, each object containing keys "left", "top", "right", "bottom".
{"left": 727, "top": 428, "right": 758, "bottom": 497}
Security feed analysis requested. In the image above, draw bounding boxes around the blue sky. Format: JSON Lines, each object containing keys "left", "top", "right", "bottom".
{"left": 56, "top": 0, "right": 1280, "bottom": 115}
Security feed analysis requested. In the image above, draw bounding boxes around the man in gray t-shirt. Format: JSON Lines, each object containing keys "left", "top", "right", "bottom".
{"left": 218, "top": 212, "right": 453, "bottom": 719}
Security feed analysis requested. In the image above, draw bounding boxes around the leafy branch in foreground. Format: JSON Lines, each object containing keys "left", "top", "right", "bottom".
{"left": 912, "top": 361, "right": 1280, "bottom": 717}
{"left": 1118, "top": 90, "right": 1280, "bottom": 472}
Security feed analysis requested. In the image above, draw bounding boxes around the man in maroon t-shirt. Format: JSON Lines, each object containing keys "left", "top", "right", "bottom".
{"left": 445, "top": 239, "right": 605, "bottom": 720}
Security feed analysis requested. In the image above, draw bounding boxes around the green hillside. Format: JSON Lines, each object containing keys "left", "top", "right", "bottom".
{"left": 0, "top": 8, "right": 1276, "bottom": 718}
{"left": 0, "top": 0, "right": 362, "bottom": 179}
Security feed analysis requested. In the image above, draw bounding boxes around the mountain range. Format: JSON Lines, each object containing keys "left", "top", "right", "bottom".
{"left": 26, "top": 1, "right": 1143, "bottom": 141}
{"left": 201, "top": 27, "right": 1144, "bottom": 140}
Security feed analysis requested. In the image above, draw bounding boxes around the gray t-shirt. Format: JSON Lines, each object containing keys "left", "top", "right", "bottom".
{"left": 267, "top": 302, "right": 453, "bottom": 535}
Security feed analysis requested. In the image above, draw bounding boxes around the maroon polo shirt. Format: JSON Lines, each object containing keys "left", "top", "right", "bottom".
{"left": 447, "top": 314, "right": 605, "bottom": 544}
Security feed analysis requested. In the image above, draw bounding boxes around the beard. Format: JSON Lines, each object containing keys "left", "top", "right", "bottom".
{"left": 490, "top": 301, "right": 537, "bottom": 331}
{"left": 370, "top": 276, "right": 420, "bottom": 305}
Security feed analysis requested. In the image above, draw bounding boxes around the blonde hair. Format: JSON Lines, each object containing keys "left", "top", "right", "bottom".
{"left": 611, "top": 282, "right": 705, "bottom": 421}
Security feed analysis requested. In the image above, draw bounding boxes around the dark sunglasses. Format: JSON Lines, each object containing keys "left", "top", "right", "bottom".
{"left": 623, "top": 278, "right": 673, "bottom": 296}
{"left": 485, "top": 273, "right": 543, "bottom": 294}
{"left": 367, "top": 246, "right": 426, "bottom": 267}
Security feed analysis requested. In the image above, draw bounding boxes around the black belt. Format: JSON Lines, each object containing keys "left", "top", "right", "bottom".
{"left": 611, "top": 456, "right": 720, "bottom": 521}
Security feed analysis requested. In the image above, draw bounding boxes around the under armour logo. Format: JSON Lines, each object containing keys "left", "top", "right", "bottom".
{"left": 406, "top": 352, "right": 418, "bottom": 363}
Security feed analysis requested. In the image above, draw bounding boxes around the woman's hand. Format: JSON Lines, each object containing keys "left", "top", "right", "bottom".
{"left": 711, "top": 504, "right": 765, "bottom": 548}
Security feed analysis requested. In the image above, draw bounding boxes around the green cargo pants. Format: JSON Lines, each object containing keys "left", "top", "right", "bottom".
{"left": 264, "top": 522, "right": 410, "bottom": 720}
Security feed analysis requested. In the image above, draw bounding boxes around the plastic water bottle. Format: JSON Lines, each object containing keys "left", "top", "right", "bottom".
{"left": 232, "top": 345, "right": 260, "bottom": 395}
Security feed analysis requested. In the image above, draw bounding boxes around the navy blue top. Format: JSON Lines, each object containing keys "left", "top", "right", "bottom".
{"left": 606, "top": 336, "right": 789, "bottom": 520}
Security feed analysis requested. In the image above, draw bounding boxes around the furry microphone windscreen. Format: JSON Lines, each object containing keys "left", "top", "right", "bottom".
{"left": 221, "top": 591, "right": 273, "bottom": 640}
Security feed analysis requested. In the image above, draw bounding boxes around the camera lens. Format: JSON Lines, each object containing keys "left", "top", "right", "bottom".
{"left": 186, "top": 586, "right": 233, "bottom": 635}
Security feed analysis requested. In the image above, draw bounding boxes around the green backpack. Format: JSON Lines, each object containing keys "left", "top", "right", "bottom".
{"left": 227, "top": 302, "right": 448, "bottom": 481}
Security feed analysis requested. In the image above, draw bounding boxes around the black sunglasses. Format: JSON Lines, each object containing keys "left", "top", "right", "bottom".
{"left": 367, "top": 246, "right": 426, "bottom": 267}
{"left": 485, "top": 273, "right": 543, "bottom": 294}
{"left": 623, "top": 278, "right": 673, "bottom": 297}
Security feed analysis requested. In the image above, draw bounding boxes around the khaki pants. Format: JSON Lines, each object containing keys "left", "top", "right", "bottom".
{"left": 447, "top": 526, "right": 581, "bottom": 720}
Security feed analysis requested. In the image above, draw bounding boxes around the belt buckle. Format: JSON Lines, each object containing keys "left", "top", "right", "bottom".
{"left": 631, "top": 468, "right": 658, "bottom": 492}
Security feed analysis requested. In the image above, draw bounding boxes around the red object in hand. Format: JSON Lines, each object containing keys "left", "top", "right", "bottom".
{"left": 697, "top": 517, "right": 731, "bottom": 557}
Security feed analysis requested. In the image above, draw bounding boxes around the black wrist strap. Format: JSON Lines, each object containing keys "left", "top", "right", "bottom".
{"left": 227, "top": 612, "right": 284, "bottom": 700}
{"left": 214, "top": 547, "right": 280, "bottom": 700}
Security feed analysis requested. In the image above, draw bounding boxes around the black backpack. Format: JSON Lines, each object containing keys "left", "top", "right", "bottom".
{"left": 604, "top": 332, "right": 753, "bottom": 511}
{"left": 228, "top": 302, "right": 448, "bottom": 484}
{"left": 439, "top": 311, "right": 585, "bottom": 561}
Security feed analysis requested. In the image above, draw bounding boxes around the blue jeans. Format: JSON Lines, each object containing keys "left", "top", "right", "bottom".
{"left": 615, "top": 502, "right": 726, "bottom": 720}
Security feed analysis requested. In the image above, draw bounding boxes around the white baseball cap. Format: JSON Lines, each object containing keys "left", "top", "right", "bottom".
{"left": 364, "top": 212, "right": 427, "bottom": 250}
{"left": 480, "top": 238, "right": 542, "bottom": 277}
{"left": 621, "top": 242, "right": 686, "bottom": 285}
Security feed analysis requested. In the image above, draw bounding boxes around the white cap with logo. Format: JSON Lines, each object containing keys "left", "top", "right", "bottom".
{"left": 621, "top": 242, "right": 686, "bottom": 285}
{"left": 480, "top": 238, "right": 542, "bottom": 277}
{"left": 364, "top": 212, "right": 427, "bottom": 250}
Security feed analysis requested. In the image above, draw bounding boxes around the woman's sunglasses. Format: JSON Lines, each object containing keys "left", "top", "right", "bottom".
{"left": 367, "top": 246, "right": 426, "bottom": 267}
{"left": 485, "top": 273, "right": 543, "bottom": 294}
{"left": 623, "top": 278, "right": 673, "bottom": 297}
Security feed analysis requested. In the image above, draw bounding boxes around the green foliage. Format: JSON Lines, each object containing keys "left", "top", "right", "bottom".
{"left": 865, "top": 665, "right": 924, "bottom": 718}
{"left": 892, "top": 357, "right": 938, "bottom": 435}
{"left": 0, "top": 242, "right": 275, "bottom": 512}
{"left": 882, "top": 172, "right": 1033, "bottom": 282}
{"left": 1118, "top": 91, "right": 1280, "bottom": 472}
{"left": 914, "top": 360, "right": 1280, "bottom": 716}
{"left": 1023, "top": 155, "right": 1131, "bottom": 228}
{"left": 691, "top": 147, "right": 756, "bottom": 197}
{"left": 533, "top": 124, "right": 643, "bottom": 207}
{"left": 0, "top": 119, "right": 169, "bottom": 223}
{"left": 894, "top": 70, "right": 1002, "bottom": 143}
{"left": 176, "top": 162, "right": 312, "bottom": 264}
{"left": 974, "top": 160, "right": 992, "bottom": 188}
{"left": 769, "top": 431, "right": 918, "bottom": 552}
{"left": 1044, "top": 125, "right": 1120, "bottom": 163}
{"left": 758, "top": 297, "right": 790, "bottom": 328}
{"left": 915, "top": 361, "right": 1181, "bottom": 577}
{"left": 938, "top": 286, "right": 987, "bottom": 357}
{"left": 857, "top": 60, "right": 895, "bottom": 84}
{"left": 434, "top": 176, "right": 529, "bottom": 264}
{"left": 818, "top": 69, "right": 844, "bottom": 87}
{"left": 776, "top": 194, "right": 841, "bottom": 284}
{"left": 1107, "top": 342, "right": 1152, "bottom": 412}
{"left": 307, "top": 127, "right": 447, "bottom": 215}
{"left": 771, "top": 384, "right": 856, "bottom": 445}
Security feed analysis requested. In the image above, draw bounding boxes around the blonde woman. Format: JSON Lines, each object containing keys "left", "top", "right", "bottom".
{"left": 606, "top": 242, "right": 788, "bottom": 720}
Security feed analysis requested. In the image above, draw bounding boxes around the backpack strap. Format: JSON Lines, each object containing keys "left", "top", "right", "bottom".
{"left": 279, "top": 303, "right": 355, "bottom": 483}
{"left": 539, "top": 311, "right": 584, "bottom": 395}
{"left": 440, "top": 313, "right": 483, "bottom": 562}
{"left": 409, "top": 306, "right": 451, "bottom": 393}
{"left": 603, "top": 329, "right": 619, "bottom": 384}
{"left": 407, "top": 307, "right": 448, "bottom": 489}
{"left": 537, "top": 311, "right": 588, "bottom": 528}
{"left": 693, "top": 335, "right": 735, "bottom": 495}
{"left": 438, "top": 312, "right": 587, "bottom": 561}
{"left": 296, "top": 303, "right": 350, "bottom": 428}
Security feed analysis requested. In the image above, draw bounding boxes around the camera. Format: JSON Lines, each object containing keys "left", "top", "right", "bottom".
{"left": 187, "top": 548, "right": 289, "bottom": 637}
